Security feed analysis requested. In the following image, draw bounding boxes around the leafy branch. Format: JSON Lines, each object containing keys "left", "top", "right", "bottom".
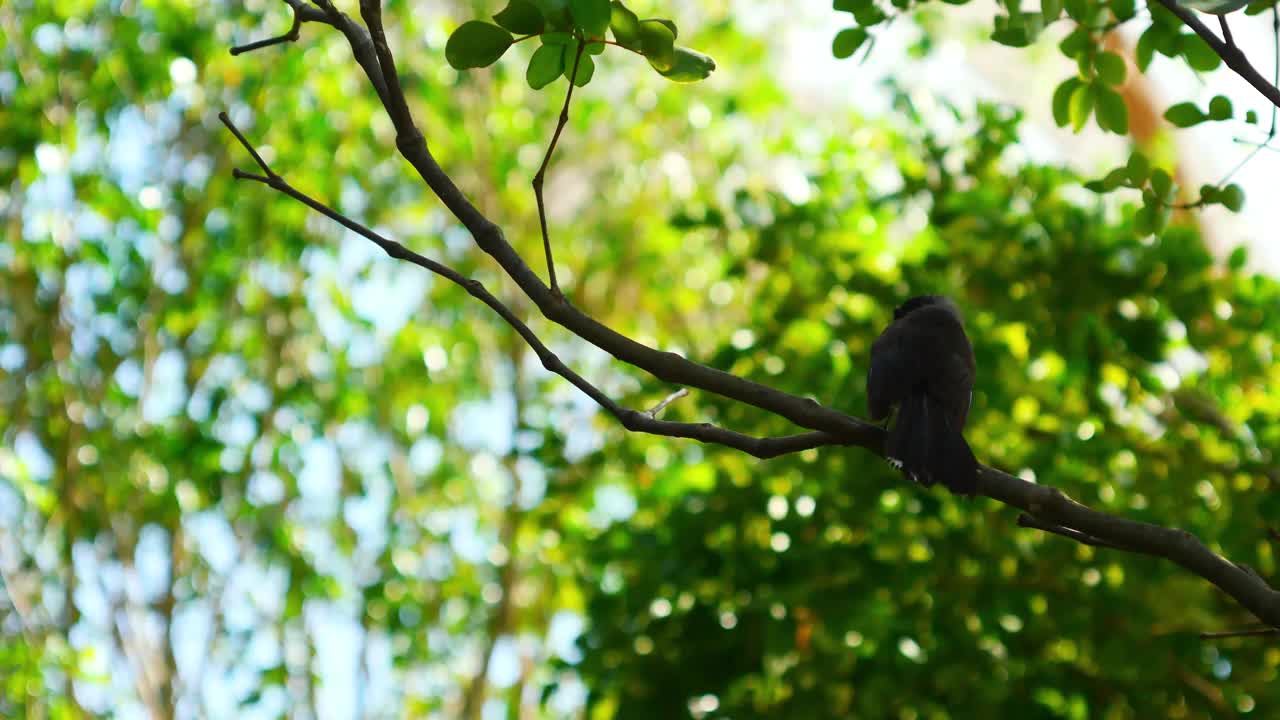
{"left": 223, "top": 0, "right": 1280, "bottom": 637}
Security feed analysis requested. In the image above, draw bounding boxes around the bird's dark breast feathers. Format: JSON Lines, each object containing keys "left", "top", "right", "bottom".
{"left": 867, "top": 305, "right": 975, "bottom": 428}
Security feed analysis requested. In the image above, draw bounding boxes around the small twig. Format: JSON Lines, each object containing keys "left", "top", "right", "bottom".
{"left": 645, "top": 388, "right": 689, "bottom": 418}
{"left": 229, "top": 0, "right": 329, "bottom": 55}
{"left": 533, "top": 40, "right": 587, "bottom": 297}
{"left": 230, "top": 14, "right": 301, "bottom": 55}
{"left": 1017, "top": 514, "right": 1126, "bottom": 550}
{"left": 1199, "top": 627, "right": 1279, "bottom": 640}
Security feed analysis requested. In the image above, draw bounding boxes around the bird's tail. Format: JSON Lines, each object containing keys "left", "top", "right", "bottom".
{"left": 886, "top": 392, "right": 979, "bottom": 495}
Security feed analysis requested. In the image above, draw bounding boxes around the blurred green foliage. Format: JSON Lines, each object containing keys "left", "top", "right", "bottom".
{"left": 2, "top": 0, "right": 1279, "bottom": 718}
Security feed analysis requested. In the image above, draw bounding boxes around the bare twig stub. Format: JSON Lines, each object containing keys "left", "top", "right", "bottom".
{"left": 221, "top": 0, "right": 1280, "bottom": 631}
{"left": 646, "top": 388, "right": 690, "bottom": 418}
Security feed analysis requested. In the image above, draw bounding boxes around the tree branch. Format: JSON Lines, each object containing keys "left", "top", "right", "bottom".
{"left": 1016, "top": 514, "right": 1126, "bottom": 550}
{"left": 218, "top": 112, "right": 849, "bottom": 461}
{"left": 292, "top": 1, "right": 883, "bottom": 446}
{"left": 984, "top": 471, "right": 1280, "bottom": 626}
{"left": 1153, "top": 0, "right": 1280, "bottom": 110}
{"left": 224, "top": 0, "right": 1280, "bottom": 631}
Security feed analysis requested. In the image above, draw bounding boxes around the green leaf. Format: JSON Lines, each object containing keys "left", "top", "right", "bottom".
{"left": 1150, "top": 168, "right": 1173, "bottom": 200}
{"left": 527, "top": 43, "right": 564, "bottom": 88}
{"left": 1220, "top": 183, "right": 1245, "bottom": 211}
{"left": 1064, "top": 0, "right": 1091, "bottom": 21}
{"left": 534, "top": 0, "right": 569, "bottom": 18}
{"left": 1246, "top": 109, "right": 1259, "bottom": 124}
{"left": 1068, "top": 82, "right": 1094, "bottom": 132}
{"left": 541, "top": 31, "right": 573, "bottom": 44}
{"left": 1181, "top": 34, "right": 1221, "bottom": 72}
{"left": 1059, "top": 28, "right": 1089, "bottom": 58}
{"left": 1199, "top": 184, "right": 1219, "bottom": 204}
{"left": 570, "top": 0, "right": 611, "bottom": 37}
{"left": 494, "top": 0, "right": 545, "bottom": 35}
{"left": 564, "top": 45, "right": 596, "bottom": 85}
{"left": 1126, "top": 151, "right": 1150, "bottom": 184}
{"left": 992, "top": 15, "right": 1033, "bottom": 47}
{"left": 1163, "top": 102, "right": 1205, "bottom": 128}
{"left": 609, "top": 1, "right": 643, "bottom": 49}
{"left": 445, "top": 21, "right": 515, "bottom": 69}
{"left": 1085, "top": 167, "right": 1130, "bottom": 192}
{"left": 1207, "top": 94, "right": 1232, "bottom": 120}
{"left": 1051, "top": 77, "right": 1081, "bottom": 127}
{"left": 1042, "top": 0, "right": 1063, "bottom": 21}
{"left": 1136, "top": 194, "right": 1170, "bottom": 235}
{"left": 1133, "top": 204, "right": 1156, "bottom": 236}
{"left": 645, "top": 18, "right": 678, "bottom": 39}
{"left": 639, "top": 20, "right": 676, "bottom": 71}
{"left": 1095, "top": 85, "right": 1128, "bottom": 134}
{"left": 1135, "top": 28, "right": 1157, "bottom": 71}
{"left": 658, "top": 46, "right": 717, "bottom": 82}
{"left": 833, "top": 28, "right": 869, "bottom": 59}
{"left": 1110, "top": 0, "right": 1137, "bottom": 20}
{"left": 1228, "top": 245, "right": 1248, "bottom": 270}
{"left": 1095, "top": 51, "right": 1126, "bottom": 85}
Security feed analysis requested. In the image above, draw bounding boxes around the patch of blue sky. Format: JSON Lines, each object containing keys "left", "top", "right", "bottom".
{"left": 14, "top": 430, "right": 55, "bottom": 482}
{"left": 142, "top": 348, "right": 188, "bottom": 423}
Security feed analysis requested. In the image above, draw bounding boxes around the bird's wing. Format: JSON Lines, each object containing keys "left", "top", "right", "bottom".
{"left": 868, "top": 329, "right": 919, "bottom": 420}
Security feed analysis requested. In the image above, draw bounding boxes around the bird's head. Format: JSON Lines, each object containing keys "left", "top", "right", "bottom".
{"left": 893, "top": 294, "right": 962, "bottom": 322}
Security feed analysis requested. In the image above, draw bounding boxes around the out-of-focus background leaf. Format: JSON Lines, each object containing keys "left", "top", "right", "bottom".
{"left": 2, "top": 1, "right": 1279, "bottom": 718}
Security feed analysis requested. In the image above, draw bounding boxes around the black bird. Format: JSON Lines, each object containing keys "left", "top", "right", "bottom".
{"left": 867, "top": 295, "right": 979, "bottom": 495}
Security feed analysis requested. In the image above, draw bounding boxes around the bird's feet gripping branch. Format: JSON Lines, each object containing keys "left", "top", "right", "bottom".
{"left": 867, "top": 295, "right": 980, "bottom": 495}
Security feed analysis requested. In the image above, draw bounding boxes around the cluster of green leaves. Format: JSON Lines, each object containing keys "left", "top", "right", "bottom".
{"left": 830, "top": 0, "right": 1279, "bottom": 219}
{"left": 1165, "top": 94, "right": 1237, "bottom": 127}
{"left": 445, "top": 0, "right": 715, "bottom": 88}
{"left": 1084, "top": 149, "right": 1245, "bottom": 235}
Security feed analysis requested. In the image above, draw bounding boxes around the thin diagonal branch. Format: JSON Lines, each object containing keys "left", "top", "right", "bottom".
{"left": 1017, "top": 514, "right": 1126, "bottom": 551}
{"left": 218, "top": 112, "right": 848, "bottom": 460}
{"left": 534, "top": 40, "right": 587, "bottom": 296}
{"left": 1153, "top": 0, "right": 1280, "bottom": 110}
